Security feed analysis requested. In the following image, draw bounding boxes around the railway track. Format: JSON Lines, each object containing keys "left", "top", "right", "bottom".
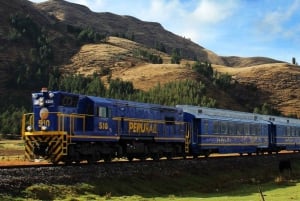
{"left": 0, "top": 152, "right": 299, "bottom": 195}
{"left": 0, "top": 151, "right": 298, "bottom": 169}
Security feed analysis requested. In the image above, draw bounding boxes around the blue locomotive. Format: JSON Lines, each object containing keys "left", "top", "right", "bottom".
{"left": 21, "top": 88, "right": 300, "bottom": 164}
{"left": 22, "top": 88, "right": 188, "bottom": 163}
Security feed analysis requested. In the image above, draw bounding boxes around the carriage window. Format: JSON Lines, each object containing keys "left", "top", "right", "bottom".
{"left": 237, "top": 124, "right": 243, "bottom": 135}
{"left": 244, "top": 124, "right": 250, "bottom": 135}
{"left": 98, "top": 106, "right": 111, "bottom": 118}
{"left": 213, "top": 121, "right": 220, "bottom": 134}
{"left": 286, "top": 126, "right": 290, "bottom": 136}
{"left": 220, "top": 121, "right": 228, "bottom": 134}
{"left": 257, "top": 125, "right": 261, "bottom": 135}
{"left": 228, "top": 123, "right": 235, "bottom": 135}
{"left": 249, "top": 124, "right": 255, "bottom": 135}
{"left": 291, "top": 127, "right": 296, "bottom": 137}
{"left": 203, "top": 120, "right": 209, "bottom": 134}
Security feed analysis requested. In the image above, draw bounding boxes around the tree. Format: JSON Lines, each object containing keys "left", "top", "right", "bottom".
{"left": 253, "top": 103, "right": 281, "bottom": 115}
{"left": 171, "top": 48, "right": 181, "bottom": 64}
{"left": 193, "top": 61, "right": 213, "bottom": 79}
{"left": 292, "top": 57, "right": 296, "bottom": 65}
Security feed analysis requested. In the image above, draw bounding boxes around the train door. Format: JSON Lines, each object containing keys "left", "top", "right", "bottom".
{"left": 191, "top": 118, "right": 201, "bottom": 155}
{"left": 269, "top": 122, "right": 276, "bottom": 150}
{"left": 95, "top": 104, "right": 113, "bottom": 135}
{"left": 77, "top": 97, "right": 94, "bottom": 131}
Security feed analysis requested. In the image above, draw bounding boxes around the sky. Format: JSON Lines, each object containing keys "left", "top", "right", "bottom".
{"left": 29, "top": 0, "right": 300, "bottom": 63}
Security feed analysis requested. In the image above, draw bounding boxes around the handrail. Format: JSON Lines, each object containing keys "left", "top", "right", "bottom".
{"left": 22, "top": 112, "right": 87, "bottom": 135}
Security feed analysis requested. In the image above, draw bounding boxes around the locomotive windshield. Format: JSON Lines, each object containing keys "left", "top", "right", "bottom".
{"left": 59, "top": 94, "right": 79, "bottom": 107}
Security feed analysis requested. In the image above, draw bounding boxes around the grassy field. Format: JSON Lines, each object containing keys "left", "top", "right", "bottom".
{"left": 0, "top": 139, "right": 24, "bottom": 158}
{"left": 1, "top": 175, "right": 299, "bottom": 201}
{"left": 1, "top": 140, "right": 300, "bottom": 201}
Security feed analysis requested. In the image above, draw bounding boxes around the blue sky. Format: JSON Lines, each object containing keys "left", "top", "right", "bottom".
{"left": 29, "top": 0, "right": 300, "bottom": 63}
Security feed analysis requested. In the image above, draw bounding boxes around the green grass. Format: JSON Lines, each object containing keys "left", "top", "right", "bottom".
{"left": 0, "top": 140, "right": 24, "bottom": 150}
{"left": 1, "top": 169, "right": 299, "bottom": 201}
{"left": 1, "top": 181, "right": 299, "bottom": 201}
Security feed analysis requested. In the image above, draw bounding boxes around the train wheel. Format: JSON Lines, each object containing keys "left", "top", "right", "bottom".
{"left": 204, "top": 151, "right": 210, "bottom": 158}
{"left": 103, "top": 154, "right": 112, "bottom": 162}
{"left": 166, "top": 153, "right": 173, "bottom": 160}
{"left": 127, "top": 156, "right": 134, "bottom": 161}
{"left": 152, "top": 153, "right": 160, "bottom": 161}
{"left": 50, "top": 157, "right": 59, "bottom": 165}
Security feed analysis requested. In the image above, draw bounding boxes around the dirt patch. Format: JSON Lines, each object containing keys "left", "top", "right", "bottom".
{"left": 111, "top": 63, "right": 195, "bottom": 91}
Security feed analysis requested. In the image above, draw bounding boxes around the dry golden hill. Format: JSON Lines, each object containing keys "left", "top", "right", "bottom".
{"left": 61, "top": 36, "right": 300, "bottom": 116}
{"left": 214, "top": 63, "right": 300, "bottom": 116}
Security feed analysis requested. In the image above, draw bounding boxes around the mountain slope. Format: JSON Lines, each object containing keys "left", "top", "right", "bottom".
{"left": 0, "top": 0, "right": 299, "bottom": 117}
{"left": 33, "top": 0, "right": 226, "bottom": 65}
{"left": 215, "top": 63, "right": 300, "bottom": 116}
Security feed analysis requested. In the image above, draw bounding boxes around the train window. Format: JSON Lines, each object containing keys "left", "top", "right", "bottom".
{"left": 278, "top": 126, "right": 285, "bottom": 136}
{"left": 237, "top": 124, "right": 243, "bottom": 135}
{"left": 286, "top": 126, "right": 290, "bottom": 136}
{"left": 59, "top": 94, "right": 79, "bottom": 107}
{"left": 244, "top": 124, "right": 250, "bottom": 135}
{"left": 249, "top": 124, "right": 254, "bottom": 135}
{"left": 165, "top": 116, "right": 175, "bottom": 125}
{"left": 228, "top": 123, "right": 235, "bottom": 135}
{"left": 291, "top": 127, "right": 296, "bottom": 137}
{"left": 257, "top": 125, "right": 261, "bottom": 135}
{"left": 203, "top": 120, "right": 209, "bottom": 134}
{"left": 86, "top": 102, "right": 93, "bottom": 115}
{"left": 220, "top": 121, "right": 228, "bottom": 134}
{"left": 284, "top": 126, "right": 287, "bottom": 136}
{"left": 98, "top": 106, "right": 111, "bottom": 118}
{"left": 213, "top": 121, "right": 220, "bottom": 134}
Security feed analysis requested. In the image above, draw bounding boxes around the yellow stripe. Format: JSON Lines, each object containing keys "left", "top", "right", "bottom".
{"left": 199, "top": 134, "right": 268, "bottom": 138}
{"left": 276, "top": 137, "right": 300, "bottom": 139}
{"left": 155, "top": 137, "right": 185, "bottom": 141}
{"left": 200, "top": 143, "right": 265, "bottom": 146}
{"left": 112, "top": 117, "right": 186, "bottom": 125}
{"left": 24, "top": 131, "right": 67, "bottom": 136}
{"left": 70, "top": 135, "right": 120, "bottom": 140}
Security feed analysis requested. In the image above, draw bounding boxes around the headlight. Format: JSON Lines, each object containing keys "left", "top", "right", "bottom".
{"left": 26, "top": 125, "right": 32, "bottom": 132}
{"left": 32, "top": 93, "right": 38, "bottom": 99}
{"left": 41, "top": 125, "right": 47, "bottom": 131}
{"left": 39, "top": 97, "right": 44, "bottom": 107}
{"left": 49, "top": 92, "right": 54, "bottom": 98}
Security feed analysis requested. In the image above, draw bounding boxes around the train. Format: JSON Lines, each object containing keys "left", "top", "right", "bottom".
{"left": 21, "top": 88, "right": 300, "bottom": 164}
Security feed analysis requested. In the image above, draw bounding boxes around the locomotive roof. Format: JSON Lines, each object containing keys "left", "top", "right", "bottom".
{"left": 87, "top": 95, "right": 181, "bottom": 112}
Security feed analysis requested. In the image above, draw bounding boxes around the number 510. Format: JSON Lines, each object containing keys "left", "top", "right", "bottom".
{"left": 98, "top": 122, "right": 108, "bottom": 130}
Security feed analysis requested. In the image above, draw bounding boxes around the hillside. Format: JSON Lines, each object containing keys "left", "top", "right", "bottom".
{"left": 34, "top": 0, "right": 226, "bottom": 64}
{"left": 215, "top": 63, "right": 300, "bottom": 116}
{"left": 0, "top": 0, "right": 299, "bottom": 118}
{"left": 61, "top": 36, "right": 300, "bottom": 115}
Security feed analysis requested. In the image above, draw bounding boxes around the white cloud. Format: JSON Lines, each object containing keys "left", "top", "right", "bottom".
{"left": 258, "top": 1, "right": 300, "bottom": 38}
{"left": 191, "top": 0, "right": 237, "bottom": 24}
